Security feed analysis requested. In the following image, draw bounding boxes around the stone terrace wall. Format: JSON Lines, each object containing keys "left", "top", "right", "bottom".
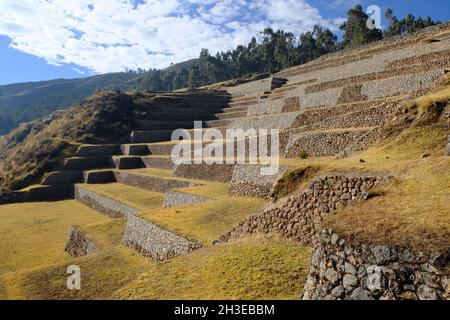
{"left": 229, "top": 112, "right": 300, "bottom": 130}
{"left": 163, "top": 190, "right": 208, "bottom": 208}
{"left": 226, "top": 78, "right": 272, "bottom": 95}
{"left": 173, "top": 163, "right": 235, "bottom": 183}
{"left": 247, "top": 99, "right": 284, "bottom": 116}
{"left": 283, "top": 129, "right": 375, "bottom": 158}
{"left": 292, "top": 102, "right": 397, "bottom": 132}
{"left": 278, "top": 36, "right": 450, "bottom": 104}
{"left": 114, "top": 171, "right": 195, "bottom": 192}
{"left": 229, "top": 165, "right": 288, "bottom": 199}
{"left": 303, "top": 228, "right": 449, "bottom": 300}
{"left": 221, "top": 174, "right": 391, "bottom": 244}
{"left": 74, "top": 185, "right": 137, "bottom": 218}
{"left": 276, "top": 24, "right": 450, "bottom": 80}
{"left": 64, "top": 225, "right": 99, "bottom": 257}
{"left": 123, "top": 214, "right": 201, "bottom": 261}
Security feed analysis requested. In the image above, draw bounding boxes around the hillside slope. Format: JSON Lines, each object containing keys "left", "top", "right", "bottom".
{"left": 0, "top": 72, "right": 140, "bottom": 136}
{"left": 0, "top": 92, "right": 137, "bottom": 192}
{"left": 0, "top": 24, "right": 448, "bottom": 301}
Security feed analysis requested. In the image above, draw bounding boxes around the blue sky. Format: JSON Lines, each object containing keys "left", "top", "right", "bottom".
{"left": 0, "top": 0, "right": 448, "bottom": 85}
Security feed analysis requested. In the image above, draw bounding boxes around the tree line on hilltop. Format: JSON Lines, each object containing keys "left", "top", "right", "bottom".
{"left": 136, "top": 5, "right": 441, "bottom": 91}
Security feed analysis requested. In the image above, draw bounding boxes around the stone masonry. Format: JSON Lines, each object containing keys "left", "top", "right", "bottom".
{"left": 123, "top": 214, "right": 202, "bottom": 261}
{"left": 163, "top": 189, "right": 208, "bottom": 208}
{"left": 221, "top": 174, "right": 391, "bottom": 244}
{"left": 228, "top": 165, "right": 288, "bottom": 199}
{"left": 303, "top": 228, "right": 449, "bottom": 300}
{"left": 64, "top": 225, "right": 99, "bottom": 257}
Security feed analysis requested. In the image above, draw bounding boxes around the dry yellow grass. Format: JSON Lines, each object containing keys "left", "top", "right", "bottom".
{"left": 0, "top": 200, "right": 108, "bottom": 276}
{"left": 282, "top": 126, "right": 449, "bottom": 252}
{"left": 412, "top": 77, "right": 450, "bottom": 115}
{"left": 1, "top": 220, "right": 311, "bottom": 300}
{"left": 142, "top": 196, "right": 266, "bottom": 245}
{"left": 1, "top": 247, "right": 150, "bottom": 300}
{"left": 78, "top": 183, "right": 164, "bottom": 210}
{"left": 114, "top": 237, "right": 311, "bottom": 300}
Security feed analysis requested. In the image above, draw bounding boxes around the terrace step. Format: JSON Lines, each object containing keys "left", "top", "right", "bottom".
{"left": 130, "top": 128, "right": 225, "bottom": 144}
{"left": 74, "top": 184, "right": 137, "bottom": 218}
{"left": 76, "top": 144, "right": 122, "bottom": 157}
{"left": 123, "top": 213, "right": 202, "bottom": 261}
{"left": 229, "top": 99, "right": 259, "bottom": 107}
{"left": 216, "top": 111, "right": 248, "bottom": 120}
{"left": 76, "top": 181, "right": 167, "bottom": 212}
{"left": 205, "top": 119, "right": 233, "bottom": 128}
{"left": 142, "top": 156, "right": 174, "bottom": 170}
{"left": 112, "top": 156, "right": 146, "bottom": 169}
{"left": 64, "top": 157, "right": 113, "bottom": 171}
{"left": 283, "top": 127, "right": 378, "bottom": 158}
{"left": 0, "top": 184, "right": 74, "bottom": 204}
{"left": 173, "top": 163, "right": 236, "bottom": 183}
{"left": 271, "top": 77, "right": 288, "bottom": 90}
{"left": 121, "top": 144, "right": 150, "bottom": 156}
{"left": 113, "top": 170, "right": 199, "bottom": 193}
{"left": 42, "top": 170, "right": 83, "bottom": 185}
{"left": 144, "top": 141, "right": 216, "bottom": 156}
{"left": 230, "top": 95, "right": 259, "bottom": 103}
{"left": 134, "top": 119, "right": 204, "bottom": 130}
{"left": 139, "top": 110, "right": 218, "bottom": 121}
{"left": 220, "top": 106, "right": 249, "bottom": 114}
{"left": 83, "top": 170, "right": 116, "bottom": 184}
{"left": 130, "top": 130, "right": 174, "bottom": 143}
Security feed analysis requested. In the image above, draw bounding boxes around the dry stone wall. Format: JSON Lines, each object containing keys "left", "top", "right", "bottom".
{"left": 283, "top": 129, "right": 375, "bottom": 158}
{"left": 74, "top": 185, "right": 137, "bottom": 218}
{"left": 293, "top": 103, "right": 396, "bottom": 132}
{"left": 163, "top": 190, "right": 208, "bottom": 208}
{"left": 221, "top": 174, "right": 391, "bottom": 244}
{"left": 64, "top": 225, "right": 99, "bottom": 257}
{"left": 114, "top": 171, "right": 195, "bottom": 192}
{"left": 226, "top": 78, "right": 272, "bottom": 95}
{"left": 229, "top": 112, "right": 300, "bottom": 130}
{"left": 123, "top": 214, "right": 201, "bottom": 261}
{"left": 229, "top": 165, "right": 288, "bottom": 199}
{"left": 247, "top": 99, "right": 284, "bottom": 116}
{"left": 360, "top": 69, "right": 447, "bottom": 100}
{"left": 173, "top": 163, "right": 235, "bottom": 183}
{"left": 303, "top": 228, "right": 449, "bottom": 300}
{"left": 278, "top": 28, "right": 449, "bottom": 83}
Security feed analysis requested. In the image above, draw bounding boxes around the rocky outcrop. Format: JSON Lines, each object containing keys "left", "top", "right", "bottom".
{"left": 221, "top": 174, "right": 391, "bottom": 244}
{"left": 64, "top": 225, "right": 99, "bottom": 257}
{"left": 302, "top": 228, "right": 449, "bottom": 300}
{"left": 123, "top": 214, "right": 202, "bottom": 261}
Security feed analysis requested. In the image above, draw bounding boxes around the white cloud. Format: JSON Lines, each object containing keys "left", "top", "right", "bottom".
{"left": 0, "top": 0, "right": 343, "bottom": 74}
